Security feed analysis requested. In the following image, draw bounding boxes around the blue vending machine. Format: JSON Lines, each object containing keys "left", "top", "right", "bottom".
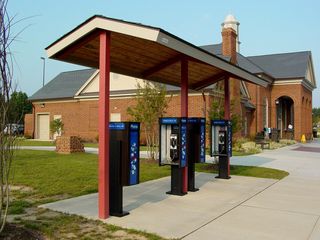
{"left": 210, "top": 119, "right": 232, "bottom": 179}
{"left": 109, "top": 122, "right": 140, "bottom": 216}
{"left": 187, "top": 118, "right": 206, "bottom": 191}
{"left": 159, "top": 117, "right": 187, "bottom": 195}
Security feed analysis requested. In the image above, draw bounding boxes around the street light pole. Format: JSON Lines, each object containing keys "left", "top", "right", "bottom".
{"left": 41, "top": 57, "right": 46, "bottom": 87}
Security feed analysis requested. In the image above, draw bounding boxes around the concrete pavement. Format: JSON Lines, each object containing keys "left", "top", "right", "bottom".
{"left": 40, "top": 174, "right": 276, "bottom": 239}
{"left": 36, "top": 140, "right": 320, "bottom": 239}
{"left": 185, "top": 140, "right": 320, "bottom": 240}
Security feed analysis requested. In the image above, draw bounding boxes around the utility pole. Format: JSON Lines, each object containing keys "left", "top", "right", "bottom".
{"left": 41, "top": 57, "right": 45, "bottom": 87}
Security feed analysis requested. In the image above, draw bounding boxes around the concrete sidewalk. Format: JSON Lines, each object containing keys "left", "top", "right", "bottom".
{"left": 40, "top": 173, "right": 276, "bottom": 239}
{"left": 185, "top": 140, "right": 320, "bottom": 240}
{"left": 35, "top": 140, "right": 320, "bottom": 239}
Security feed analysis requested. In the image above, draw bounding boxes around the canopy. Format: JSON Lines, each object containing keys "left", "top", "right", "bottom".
{"left": 46, "top": 15, "right": 269, "bottom": 90}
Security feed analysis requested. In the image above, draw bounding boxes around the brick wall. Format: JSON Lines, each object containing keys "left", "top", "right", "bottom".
{"left": 24, "top": 113, "right": 34, "bottom": 138}
{"left": 246, "top": 82, "right": 272, "bottom": 137}
{"left": 56, "top": 136, "right": 84, "bottom": 153}
{"left": 25, "top": 82, "right": 313, "bottom": 143}
{"left": 270, "top": 84, "right": 312, "bottom": 141}
{"left": 26, "top": 94, "right": 209, "bottom": 142}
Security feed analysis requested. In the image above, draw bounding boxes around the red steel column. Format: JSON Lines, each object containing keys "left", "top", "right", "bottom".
{"left": 98, "top": 31, "right": 111, "bottom": 219}
{"left": 181, "top": 57, "right": 188, "bottom": 193}
{"left": 224, "top": 77, "right": 230, "bottom": 176}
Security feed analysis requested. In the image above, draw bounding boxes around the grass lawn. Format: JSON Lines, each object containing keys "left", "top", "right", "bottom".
{"left": 18, "top": 139, "right": 99, "bottom": 148}
{"left": 18, "top": 141, "right": 256, "bottom": 158}
{"left": 8, "top": 149, "right": 288, "bottom": 239}
{"left": 195, "top": 163, "right": 288, "bottom": 180}
{"left": 11, "top": 150, "right": 168, "bottom": 240}
{"left": 18, "top": 140, "right": 55, "bottom": 146}
{"left": 12, "top": 150, "right": 170, "bottom": 201}
{"left": 12, "top": 150, "right": 287, "bottom": 201}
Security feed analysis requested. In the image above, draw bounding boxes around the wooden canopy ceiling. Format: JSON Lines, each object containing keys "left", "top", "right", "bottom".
{"left": 46, "top": 15, "right": 269, "bottom": 90}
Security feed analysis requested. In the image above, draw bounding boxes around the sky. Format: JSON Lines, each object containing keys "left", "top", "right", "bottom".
{"left": 8, "top": 0, "right": 320, "bottom": 107}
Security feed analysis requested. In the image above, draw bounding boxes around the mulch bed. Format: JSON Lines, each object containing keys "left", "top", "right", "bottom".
{"left": 0, "top": 223, "right": 44, "bottom": 240}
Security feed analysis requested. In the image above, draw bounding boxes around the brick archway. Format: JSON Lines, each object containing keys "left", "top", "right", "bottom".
{"left": 275, "top": 96, "right": 294, "bottom": 139}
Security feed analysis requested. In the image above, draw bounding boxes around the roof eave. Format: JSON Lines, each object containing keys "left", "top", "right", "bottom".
{"left": 46, "top": 15, "right": 269, "bottom": 89}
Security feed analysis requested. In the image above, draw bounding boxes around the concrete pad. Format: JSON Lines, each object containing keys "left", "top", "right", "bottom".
{"left": 184, "top": 205, "right": 318, "bottom": 240}
{"left": 309, "top": 217, "right": 320, "bottom": 240}
{"left": 244, "top": 176, "right": 320, "bottom": 215}
{"left": 40, "top": 173, "right": 276, "bottom": 239}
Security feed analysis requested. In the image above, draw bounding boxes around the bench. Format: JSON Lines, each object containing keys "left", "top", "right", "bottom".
{"left": 255, "top": 134, "right": 270, "bottom": 149}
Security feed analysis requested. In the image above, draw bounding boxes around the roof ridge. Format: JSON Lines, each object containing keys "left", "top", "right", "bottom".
{"left": 247, "top": 50, "right": 311, "bottom": 58}
{"left": 59, "top": 68, "right": 96, "bottom": 75}
{"left": 237, "top": 52, "right": 274, "bottom": 78}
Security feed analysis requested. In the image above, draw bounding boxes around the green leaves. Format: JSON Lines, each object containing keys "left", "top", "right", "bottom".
{"left": 127, "top": 81, "right": 171, "bottom": 160}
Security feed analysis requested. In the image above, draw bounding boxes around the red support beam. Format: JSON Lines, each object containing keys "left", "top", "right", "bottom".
{"left": 224, "top": 77, "right": 231, "bottom": 176}
{"left": 98, "top": 31, "right": 111, "bottom": 219}
{"left": 181, "top": 57, "right": 188, "bottom": 194}
{"left": 191, "top": 72, "right": 229, "bottom": 90}
{"left": 142, "top": 55, "right": 182, "bottom": 78}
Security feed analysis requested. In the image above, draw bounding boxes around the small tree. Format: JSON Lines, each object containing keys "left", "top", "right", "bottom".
{"left": 127, "top": 81, "right": 171, "bottom": 160}
{"left": 208, "top": 96, "right": 242, "bottom": 134}
{"left": 312, "top": 107, "right": 320, "bottom": 127}
{"left": 8, "top": 91, "right": 32, "bottom": 124}
{"left": 50, "top": 118, "right": 64, "bottom": 137}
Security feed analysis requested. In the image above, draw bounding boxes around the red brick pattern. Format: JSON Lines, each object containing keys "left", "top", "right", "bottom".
{"left": 56, "top": 136, "right": 84, "bottom": 154}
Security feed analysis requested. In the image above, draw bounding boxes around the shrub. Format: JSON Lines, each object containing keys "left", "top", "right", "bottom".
{"left": 279, "top": 139, "right": 297, "bottom": 145}
{"left": 241, "top": 142, "right": 262, "bottom": 154}
{"left": 233, "top": 138, "right": 262, "bottom": 154}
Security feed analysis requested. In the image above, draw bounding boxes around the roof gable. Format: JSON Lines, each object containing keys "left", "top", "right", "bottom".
{"left": 29, "top": 69, "right": 96, "bottom": 101}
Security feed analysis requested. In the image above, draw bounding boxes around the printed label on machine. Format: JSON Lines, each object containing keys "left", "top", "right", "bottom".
{"left": 129, "top": 125, "right": 139, "bottom": 185}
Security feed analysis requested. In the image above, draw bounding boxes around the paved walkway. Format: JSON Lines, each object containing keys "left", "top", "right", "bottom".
{"left": 36, "top": 140, "right": 320, "bottom": 239}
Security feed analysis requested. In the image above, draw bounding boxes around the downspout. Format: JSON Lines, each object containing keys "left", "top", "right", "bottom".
{"left": 32, "top": 103, "right": 35, "bottom": 139}
{"left": 202, "top": 91, "right": 206, "bottom": 119}
{"left": 255, "top": 85, "right": 258, "bottom": 133}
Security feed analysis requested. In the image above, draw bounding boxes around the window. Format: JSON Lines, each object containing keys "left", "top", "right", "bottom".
{"left": 110, "top": 113, "right": 121, "bottom": 122}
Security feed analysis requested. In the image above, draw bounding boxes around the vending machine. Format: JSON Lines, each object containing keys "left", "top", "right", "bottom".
{"left": 210, "top": 119, "right": 232, "bottom": 179}
{"left": 109, "top": 122, "right": 140, "bottom": 216}
{"left": 187, "top": 117, "right": 206, "bottom": 191}
{"left": 159, "top": 117, "right": 187, "bottom": 195}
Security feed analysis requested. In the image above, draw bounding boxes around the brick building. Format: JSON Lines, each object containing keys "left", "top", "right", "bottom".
{"left": 25, "top": 15, "right": 317, "bottom": 142}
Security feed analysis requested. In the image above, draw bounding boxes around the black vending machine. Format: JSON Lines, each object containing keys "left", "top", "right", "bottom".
{"left": 109, "top": 122, "right": 140, "bottom": 216}
{"left": 187, "top": 118, "right": 206, "bottom": 191}
{"left": 159, "top": 117, "right": 187, "bottom": 195}
{"left": 210, "top": 119, "right": 232, "bottom": 179}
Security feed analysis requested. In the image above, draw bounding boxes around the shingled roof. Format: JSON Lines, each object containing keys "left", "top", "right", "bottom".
{"left": 200, "top": 44, "right": 266, "bottom": 75}
{"left": 200, "top": 44, "right": 313, "bottom": 81}
{"left": 247, "top": 51, "right": 311, "bottom": 79}
{"left": 29, "top": 69, "right": 96, "bottom": 101}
